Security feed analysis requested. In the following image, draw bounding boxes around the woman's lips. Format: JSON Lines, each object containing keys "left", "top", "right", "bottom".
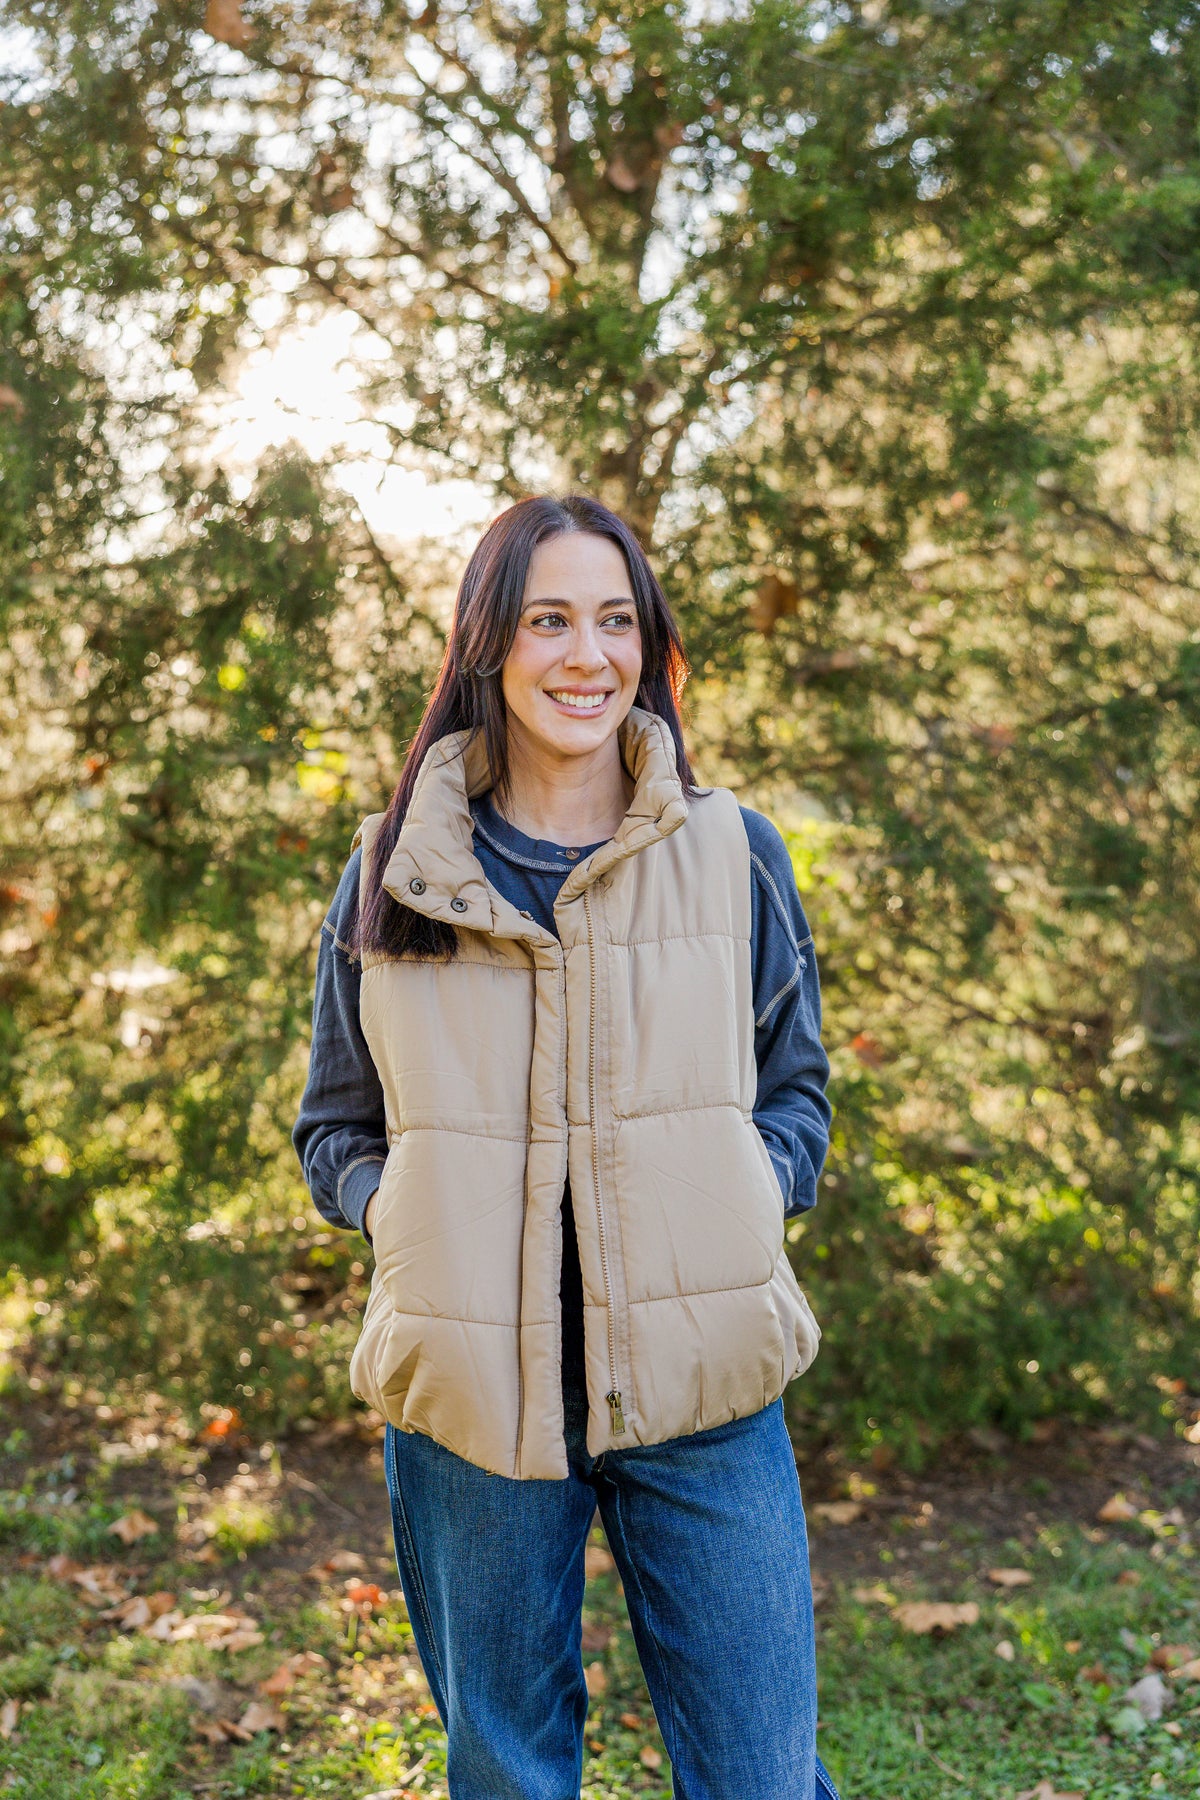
{"left": 544, "top": 689, "right": 614, "bottom": 716}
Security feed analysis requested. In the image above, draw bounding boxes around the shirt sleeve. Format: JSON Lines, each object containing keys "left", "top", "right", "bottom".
{"left": 741, "top": 808, "right": 833, "bottom": 1219}
{"left": 291, "top": 847, "right": 388, "bottom": 1244}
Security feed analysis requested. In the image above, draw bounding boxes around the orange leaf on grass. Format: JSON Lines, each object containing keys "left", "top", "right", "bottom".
{"left": 986, "top": 1567, "right": 1033, "bottom": 1587}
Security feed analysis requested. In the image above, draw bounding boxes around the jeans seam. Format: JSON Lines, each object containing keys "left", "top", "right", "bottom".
{"left": 386, "top": 1427, "right": 449, "bottom": 1701}
{"left": 815, "top": 1754, "right": 840, "bottom": 1799}
{"left": 606, "top": 1485, "right": 685, "bottom": 1778}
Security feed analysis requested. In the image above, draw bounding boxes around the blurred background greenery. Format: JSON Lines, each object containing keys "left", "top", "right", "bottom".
{"left": 2, "top": 0, "right": 1198, "bottom": 1468}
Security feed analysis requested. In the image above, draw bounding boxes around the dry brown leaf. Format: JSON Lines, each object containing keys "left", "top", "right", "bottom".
{"left": 1168, "top": 1657, "right": 1200, "bottom": 1682}
{"left": 584, "top": 1545, "right": 615, "bottom": 1579}
{"left": 584, "top": 1661, "right": 608, "bottom": 1697}
{"left": 1097, "top": 1493, "right": 1138, "bottom": 1522}
{"left": 1116, "top": 1569, "right": 1141, "bottom": 1586}
{"left": 100, "top": 1590, "right": 177, "bottom": 1629}
{"left": 69, "top": 1565, "right": 129, "bottom": 1606}
{"left": 203, "top": 0, "right": 254, "bottom": 48}
{"left": 1150, "top": 1644, "right": 1195, "bottom": 1670}
{"left": 811, "top": 1501, "right": 863, "bottom": 1526}
{"left": 323, "top": 1549, "right": 368, "bottom": 1572}
{"left": 994, "top": 1640, "right": 1016, "bottom": 1662}
{"left": 1079, "top": 1662, "right": 1114, "bottom": 1685}
{"left": 893, "top": 1600, "right": 980, "bottom": 1635}
{"left": 258, "top": 1650, "right": 327, "bottom": 1695}
{"left": 238, "top": 1699, "right": 285, "bottom": 1734}
{"left": 0, "top": 385, "right": 24, "bottom": 416}
{"left": 986, "top": 1567, "right": 1033, "bottom": 1587}
{"left": 108, "top": 1507, "right": 159, "bottom": 1544}
{"left": 345, "top": 1579, "right": 386, "bottom": 1608}
{"left": 0, "top": 1698, "right": 19, "bottom": 1738}
{"left": 639, "top": 1745, "right": 663, "bottom": 1770}
{"left": 851, "top": 1584, "right": 895, "bottom": 1606}
{"left": 1015, "top": 1784, "right": 1084, "bottom": 1800}
{"left": 619, "top": 1711, "right": 645, "bottom": 1730}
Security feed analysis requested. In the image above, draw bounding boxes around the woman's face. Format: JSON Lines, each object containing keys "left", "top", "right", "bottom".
{"left": 501, "top": 532, "right": 644, "bottom": 764}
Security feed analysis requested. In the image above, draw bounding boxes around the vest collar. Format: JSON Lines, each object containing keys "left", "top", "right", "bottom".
{"left": 380, "top": 705, "right": 691, "bottom": 937}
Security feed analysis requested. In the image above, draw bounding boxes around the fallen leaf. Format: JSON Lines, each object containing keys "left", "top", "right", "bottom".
{"left": 1097, "top": 1494, "right": 1138, "bottom": 1523}
{"left": 1150, "top": 1643, "right": 1194, "bottom": 1670}
{"left": 893, "top": 1601, "right": 980, "bottom": 1635}
{"left": 1064, "top": 1640, "right": 1082, "bottom": 1653}
{"left": 584, "top": 1545, "right": 615, "bottom": 1580}
{"left": 987, "top": 1567, "right": 1033, "bottom": 1587}
{"left": 639, "top": 1745, "right": 663, "bottom": 1770}
{"left": 258, "top": 1651, "right": 326, "bottom": 1695}
{"left": 108, "top": 1507, "right": 160, "bottom": 1544}
{"left": 194, "top": 1715, "right": 252, "bottom": 1744}
{"left": 0, "top": 1698, "right": 19, "bottom": 1738}
{"left": 584, "top": 1661, "right": 608, "bottom": 1697}
{"left": 66, "top": 1564, "right": 129, "bottom": 1606}
{"left": 619, "top": 1711, "right": 645, "bottom": 1730}
{"left": 203, "top": 0, "right": 254, "bottom": 48}
{"left": 994, "top": 1639, "right": 1016, "bottom": 1662}
{"left": 1079, "top": 1662, "right": 1114, "bottom": 1686}
{"left": 811, "top": 1501, "right": 863, "bottom": 1525}
{"left": 1115, "top": 1569, "right": 1141, "bottom": 1586}
{"left": 323, "top": 1550, "right": 368, "bottom": 1572}
{"left": 851, "top": 1583, "right": 895, "bottom": 1607}
{"left": 99, "top": 1590, "right": 177, "bottom": 1629}
{"left": 1015, "top": 1784, "right": 1084, "bottom": 1800}
{"left": 238, "top": 1699, "right": 285, "bottom": 1734}
{"left": 1168, "top": 1657, "right": 1200, "bottom": 1682}
{"left": 1124, "top": 1673, "right": 1171, "bottom": 1722}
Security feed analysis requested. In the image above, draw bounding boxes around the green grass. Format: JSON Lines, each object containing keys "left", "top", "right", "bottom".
{"left": 0, "top": 1463, "right": 1197, "bottom": 1797}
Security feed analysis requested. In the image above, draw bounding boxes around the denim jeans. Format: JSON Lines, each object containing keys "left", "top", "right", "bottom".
{"left": 382, "top": 1341, "right": 841, "bottom": 1799}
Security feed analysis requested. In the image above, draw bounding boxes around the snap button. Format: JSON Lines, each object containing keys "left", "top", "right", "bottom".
{"left": 450, "top": 896, "right": 468, "bottom": 913}
{"left": 409, "top": 876, "right": 426, "bottom": 895}
{"left": 565, "top": 847, "right": 580, "bottom": 860}
{"left": 519, "top": 909, "right": 533, "bottom": 920}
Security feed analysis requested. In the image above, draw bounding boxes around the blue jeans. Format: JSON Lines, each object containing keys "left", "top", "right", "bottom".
{"left": 383, "top": 1349, "right": 840, "bottom": 1799}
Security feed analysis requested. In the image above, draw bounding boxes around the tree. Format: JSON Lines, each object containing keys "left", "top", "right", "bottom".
{"left": 2, "top": 0, "right": 1198, "bottom": 1453}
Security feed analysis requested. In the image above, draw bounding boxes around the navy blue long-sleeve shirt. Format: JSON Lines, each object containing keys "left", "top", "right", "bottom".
{"left": 292, "top": 796, "right": 832, "bottom": 1278}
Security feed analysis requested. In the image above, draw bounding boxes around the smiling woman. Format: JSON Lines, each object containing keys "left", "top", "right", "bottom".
{"left": 292, "top": 493, "right": 839, "bottom": 1799}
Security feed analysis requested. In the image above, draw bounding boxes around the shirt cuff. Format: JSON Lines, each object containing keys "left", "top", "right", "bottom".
{"left": 337, "top": 1154, "right": 387, "bottom": 1241}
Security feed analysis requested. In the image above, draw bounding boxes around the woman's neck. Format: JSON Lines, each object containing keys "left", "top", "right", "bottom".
{"left": 495, "top": 739, "right": 634, "bottom": 846}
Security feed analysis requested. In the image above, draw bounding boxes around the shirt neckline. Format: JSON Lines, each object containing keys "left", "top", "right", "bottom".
{"left": 471, "top": 789, "right": 610, "bottom": 873}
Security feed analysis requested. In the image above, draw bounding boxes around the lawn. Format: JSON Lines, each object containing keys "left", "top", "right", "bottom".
{"left": 0, "top": 1390, "right": 1197, "bottom": 1799}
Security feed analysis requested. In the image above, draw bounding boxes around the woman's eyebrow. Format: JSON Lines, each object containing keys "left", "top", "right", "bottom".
{"left": 522, "top": 595, "right": 634, "bottom": 608}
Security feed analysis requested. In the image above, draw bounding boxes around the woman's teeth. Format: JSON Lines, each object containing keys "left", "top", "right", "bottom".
{"left": 547, "top": 690, "right": 609, "bottom": 710}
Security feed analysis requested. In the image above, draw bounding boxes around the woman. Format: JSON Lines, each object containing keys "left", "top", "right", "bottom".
{"left": 293, "top": 494, "right": 840, "bottom": 1800}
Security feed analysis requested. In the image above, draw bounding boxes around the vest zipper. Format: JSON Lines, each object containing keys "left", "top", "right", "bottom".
{"left": 584, "top": 886, "right": 625, "bottom": 1437}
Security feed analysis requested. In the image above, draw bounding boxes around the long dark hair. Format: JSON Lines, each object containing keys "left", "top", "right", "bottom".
{"left": 352, "top": 493, "right": 705, "bottom": 961}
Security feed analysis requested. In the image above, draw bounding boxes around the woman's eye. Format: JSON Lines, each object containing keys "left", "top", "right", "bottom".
{"left": 604, "top": 612, "right": 636, "bottom": 629}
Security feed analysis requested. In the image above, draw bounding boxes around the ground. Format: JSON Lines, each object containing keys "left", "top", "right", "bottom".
{"left": 0, "top": 1387, "right": 1197, "bottom": 1799}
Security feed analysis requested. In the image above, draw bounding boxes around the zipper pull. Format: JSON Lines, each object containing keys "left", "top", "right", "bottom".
{"left": 606, "top": 1390, "right": 626, "bottom": 1435}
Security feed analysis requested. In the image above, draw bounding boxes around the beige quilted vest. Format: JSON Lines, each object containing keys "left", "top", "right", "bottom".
{"left": 347, "top": 705, "right": 820, "bottom": 1479}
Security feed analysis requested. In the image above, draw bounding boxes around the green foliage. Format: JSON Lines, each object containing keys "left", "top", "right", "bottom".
{"left": 0, "top": 0, "right": 1198, "bottom": 1455}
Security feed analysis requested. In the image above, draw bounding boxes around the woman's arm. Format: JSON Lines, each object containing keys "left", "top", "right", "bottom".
{"left": 740, "top": 808, "right": 833, "bottom": 1218}
{"left": 292, "top": 848, "right": 388, "bottom": 1245}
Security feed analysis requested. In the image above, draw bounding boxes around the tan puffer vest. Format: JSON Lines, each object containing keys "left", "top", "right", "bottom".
{"left": 347, "top": 705, "right": 820, "bottom": 1479}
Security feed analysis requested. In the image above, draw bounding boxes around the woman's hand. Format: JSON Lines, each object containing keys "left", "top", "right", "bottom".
{"left": 364, "top": 1188, "right": 380, "bottom": 1243}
